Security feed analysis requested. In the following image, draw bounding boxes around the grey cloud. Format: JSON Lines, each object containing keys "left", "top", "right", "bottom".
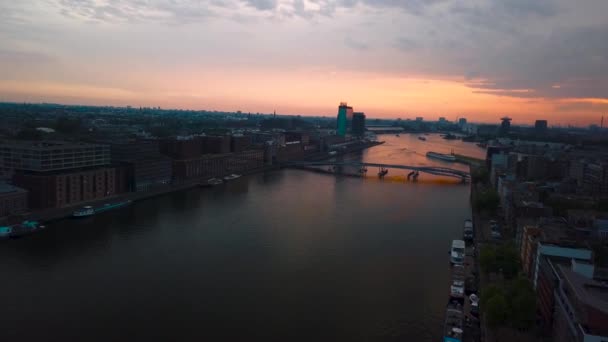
{"left": 344, "top": 37, "right": 369, "bottom": 51}
{"left": 242, "top": 0, "right": 277, "bottom": 11}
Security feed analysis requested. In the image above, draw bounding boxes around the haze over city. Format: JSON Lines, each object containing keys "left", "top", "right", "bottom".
{"left": 1, "top": 0, "right": 608, "bottom": 125}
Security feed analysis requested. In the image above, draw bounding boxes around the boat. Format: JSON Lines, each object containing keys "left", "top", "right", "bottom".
{"left": 73, "top": 205, "right": 95, "bottom": 217}
{"left": 463, "top": 219, "right": 474, "bottom": 241}
{"left": 418, "top": 136, "right": 426, "bottom": 141}
{"left": 450, "top": 240, "right": 465, "bottom": 265}
{"left": 223, "top": 174, "right": 242, "bottom": 181}
{"left": 72, "top": 200, "right": 132, "bottom": 218}
{"left": 450, "top": 265, "right": 466, "bottom": 304}
{"left": 395, "top": 134, "right": 400, "bottom": 137}
{"left": 0, "top": 226, "right": 13, "bottom": 239}
{"left": 443, "top": 302, "right": 464, "bottom": 342}
{"left": 207, "top": 178, "right": 224, "bottom": 186}
{"left": 426, "top": 151, "right": 456, "bottom": 162}
{"left": 1, "top": 220, "right": 46, "bottom": 239}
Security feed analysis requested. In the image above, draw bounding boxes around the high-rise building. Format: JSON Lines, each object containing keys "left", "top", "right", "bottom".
{"left": 352, "top": 112, "right": 366, "bottom": 137}
{"left": 458, "top": 118, "right": 467, "bottom": 126}
{"left": 336, "top": 102, "right": 352, "bottom": 137}
{"left": 535, "top": 120, "right": 548, "bottom": 135}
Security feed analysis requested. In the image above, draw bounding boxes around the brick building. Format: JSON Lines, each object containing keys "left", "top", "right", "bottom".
{"left": 14, "top": 167, "right": 119, "bottom": 209}
{"left": 109, "top": 139, "right": 172, "bottom": 192}
{"left": 172, "top": 150, "right": 264, "bottom": 181}
{"left": 0, "top": 183, "right": 28, "bottom": 218}
{"left": 203, "top": 136, "right": 231, "bottom": 154}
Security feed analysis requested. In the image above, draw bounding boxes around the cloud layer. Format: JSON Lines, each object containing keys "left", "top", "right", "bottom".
{"left": 0, "top": 0, "right": 607, "bottom": 123}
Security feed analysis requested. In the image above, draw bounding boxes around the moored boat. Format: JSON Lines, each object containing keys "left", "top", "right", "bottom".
{"left": 426, "top": 151, "right": 456, "bottom": 162}
{"left": 223, "top": 174, "right": 242, "bottom": 181}
{"left": 443, "top": 301, "right": 464, "bottom": 342}
{"left": 1, "top": 220, "right": 46, "bottom": 239}
{"left": 418, "top": 136, "right": 426, "bottom": 141}
{"left": 72, "top": 200, "right": 131, "bottom": 218}
{"left": 463, "top": 219, "right": 474, "bottom": 241}
{"left": 207, "top": 178, "right": 224, "bottom": 186}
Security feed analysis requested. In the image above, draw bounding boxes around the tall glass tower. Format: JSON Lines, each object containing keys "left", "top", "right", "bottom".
{"left": 337, "top": 102, "right": 351, "bottom": 137}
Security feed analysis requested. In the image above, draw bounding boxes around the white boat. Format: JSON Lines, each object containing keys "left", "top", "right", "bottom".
{"left": 207, "top": 178, "right": 224, "bottom": 186}
{"left": 73, "top": 206, "right": 95, "bottom": 217}
{"left": 223, "top": 174, "right": 242, "bottom": 181}
{"left": 450, "top": 240, "right": 465, "bottom": 265}
{"left": 426, "top": 151, "right": 456, "bottom": 162}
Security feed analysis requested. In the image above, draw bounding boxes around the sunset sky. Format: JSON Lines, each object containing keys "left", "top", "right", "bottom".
{"left": 1, "top": 0, "right": 607, "bottom": 125}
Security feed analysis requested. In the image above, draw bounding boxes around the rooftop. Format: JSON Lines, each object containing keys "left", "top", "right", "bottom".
{"left": 0, "top": 183, "right": 27, "bottom": 194}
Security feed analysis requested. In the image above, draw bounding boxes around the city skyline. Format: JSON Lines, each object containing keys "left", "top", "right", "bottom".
{"left": 1, "top": 1, "right": 608, "bottom": 126}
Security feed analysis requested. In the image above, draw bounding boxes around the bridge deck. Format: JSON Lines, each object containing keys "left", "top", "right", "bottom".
{"left": 286, "top": 161, "right": 470, "bottom": 179}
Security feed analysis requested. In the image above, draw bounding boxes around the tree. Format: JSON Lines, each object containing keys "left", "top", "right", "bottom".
{"left": 484, "top": 291, "right": 508, "bottom": 327}
{"left": 507, "top": 277, "right": 536, "bottom": 329}
{"left": 480, "top": 244, "right": 520, "bottom": 279}
{"left": 474, "top": 189, "right": 500, "bottom": 213}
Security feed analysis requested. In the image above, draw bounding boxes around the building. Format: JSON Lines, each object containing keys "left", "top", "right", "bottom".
{"left": 458, "top": 118, "right": 467, "bottom": 126}
{"left": 352, "top": 112, "right": 366, "bottom": 137}
{"left": 110, "top": 139, "right": 172, "bottom": 192}
{"left": 0, "top": 183, "right": 28, "bottom": 218}
{"left": 535, "top": 120, "right": 548, "bottom": 135}
{"left": 336, "top": 102, "right": 352, "bottom": 137}
{"left": 160, "top": 136, "right": 203, "bottom": 159}
{"left": 14, "top": 167, "right": 119, "bottom": 209}
{"left": 0, "top": 140, "right": 110, "bottom": 178}
{"left": 203, "top": 136, "right": 231, "bottom": 154}
{"left": 500, "top": 117, "right": 512, "bottom": 135}
{"left": 553, "top": 264, "right": 608, "bottom": 342}
{"left": 230, "top": 135, "right": 252, "bottom": 153}
{"left": 172, "top": 150, "right": 264, "bottom": 180}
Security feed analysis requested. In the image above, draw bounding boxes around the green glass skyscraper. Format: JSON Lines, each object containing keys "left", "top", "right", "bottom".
{"left": 336, "top": 102, "right": 352, "bottom": 137}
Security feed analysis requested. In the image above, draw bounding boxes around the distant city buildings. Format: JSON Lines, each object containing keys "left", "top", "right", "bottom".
{"left": 535, "top": 120, "right": 548, "bottom": 135}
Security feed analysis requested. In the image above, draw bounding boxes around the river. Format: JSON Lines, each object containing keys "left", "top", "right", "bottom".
{"left": 0, "top": 134, "right": 485, "bottom": 341}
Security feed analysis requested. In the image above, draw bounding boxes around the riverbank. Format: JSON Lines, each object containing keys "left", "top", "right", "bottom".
{"left": 14, "top": 141, "right": 384, "bottom": 224}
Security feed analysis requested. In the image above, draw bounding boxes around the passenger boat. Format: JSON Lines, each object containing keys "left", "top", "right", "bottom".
{"left": 207, "top": 178, "right": 224, "bottom": 186}
{"left": 0, "top": 220, "right": 46, "bottom": 239}
{"left": 426, "top": 151, "right": 456, "bottom": 162}
{"left": 418, "top": 136, "right": 426, "bottom": 141}
{"left": 223, "top": 174, "right": 242, "bottom": 181}
{"left": 72, "top": 200, "right": 132, "bottom": 218}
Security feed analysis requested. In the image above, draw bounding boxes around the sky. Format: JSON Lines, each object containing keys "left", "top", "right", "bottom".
{"left": 1, "top": 0, "right": 607, "bottom": 125}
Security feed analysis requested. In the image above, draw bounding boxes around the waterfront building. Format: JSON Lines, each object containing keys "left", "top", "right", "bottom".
{"left": 109, "top": 139, "right": 172, "bottom": 192}
{"left": 14, "top": 167, "right": 119, "bottom": 209}
{"left": 172, "top": 150, "right": 264, "bottom": 180}
{"left": 352, "top": 112, "right": 366, "bottom": 137}
{"left": 160, "top": 136, "right": 203, "bottom": 159}
{"left": 203, "top": 136, "right": 231, "bottom": 154}
{"left": 0, "top": 140, "right": 110, "bottom": 178}
{"left": 231, "top": 135, "right": 252, "bottom": 153}
{"left": 552, "top": 264, "right": 608, "bottom": 342}
{"left": 0, "top": 183, "right": 28, "bottom": 218}
{"left": 336, "top": 102, "right": 352, "bottom": 137}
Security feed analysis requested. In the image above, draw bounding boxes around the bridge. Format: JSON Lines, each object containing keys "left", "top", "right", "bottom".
{"left": 285, "top": 161, "right": 470, "bottom": 181}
